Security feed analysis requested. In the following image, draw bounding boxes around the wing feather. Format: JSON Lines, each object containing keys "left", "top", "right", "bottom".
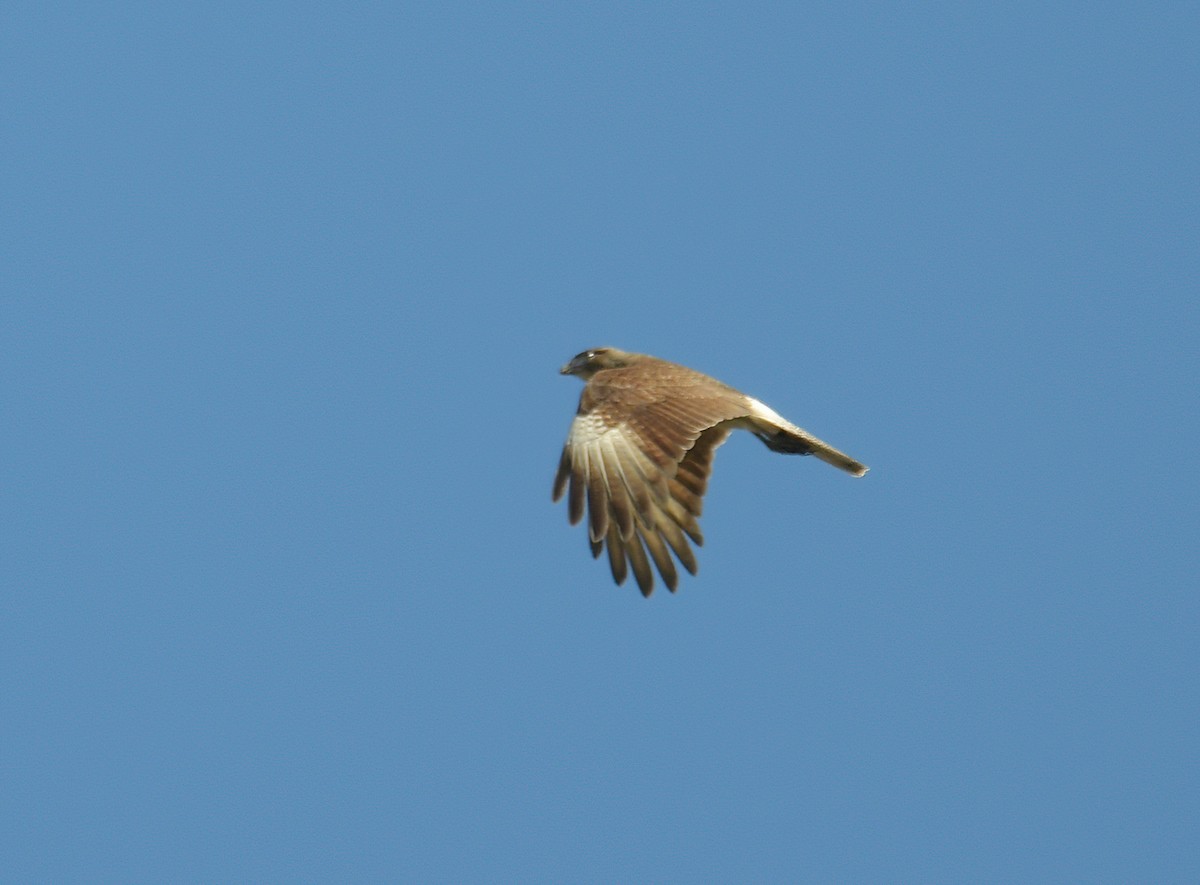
{"left": 605, "top": 523, "right": 628, "bottom": 585}
{"left": 640, "top": 525, "right": 678, "bottom": 592}
{"left": 552, "top": 446, "right": 571, "bottom": 502}
{"left": 567, "top": 467, "right": 585, "bottom": 526}
{"left": 585, "top": 444, "right": 610, "bottom": 543}
{"left": 624, "top": 530, "right": 654, "bottom": 597}
{"left": 655, "top": 515, "right": 698, "bottom": 575}
{"left": 599, "top": 436, "right": 636, "bottom": 539}
{"left": 611, "top": 440, "right": 655, "bottom": 515}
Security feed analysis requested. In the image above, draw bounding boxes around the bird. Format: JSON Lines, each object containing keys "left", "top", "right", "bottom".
{"left": 553, "top": 347, "right": 868, "bottom": 597}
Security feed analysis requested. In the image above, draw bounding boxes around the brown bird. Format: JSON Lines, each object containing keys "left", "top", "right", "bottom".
{"left": 553, "top": 347, "right": 868, "bottom": 597}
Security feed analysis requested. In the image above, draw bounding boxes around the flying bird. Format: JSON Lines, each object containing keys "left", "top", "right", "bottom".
{"left": 553, "top": 347, "right": 868, "bottom": 597}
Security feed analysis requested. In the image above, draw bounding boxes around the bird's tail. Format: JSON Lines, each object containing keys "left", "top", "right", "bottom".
{"left": 744, "top": 400, "right": 869, "bottom": 477}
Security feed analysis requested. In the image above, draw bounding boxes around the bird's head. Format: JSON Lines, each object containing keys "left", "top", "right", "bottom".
{"left": 560, "top": 347, "right": 635, "bottom": 380}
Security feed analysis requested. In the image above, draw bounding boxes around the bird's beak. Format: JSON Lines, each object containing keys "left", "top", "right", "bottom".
{"left": 560, "top": 356, "right": 582, "bottom": 375}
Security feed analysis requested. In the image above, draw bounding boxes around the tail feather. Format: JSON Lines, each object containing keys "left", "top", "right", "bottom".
{"left": 742, "top": 399, "right": 868, "bottom": 477}
{"left": 755, "top": 425, "right": 868, "bottom": 476}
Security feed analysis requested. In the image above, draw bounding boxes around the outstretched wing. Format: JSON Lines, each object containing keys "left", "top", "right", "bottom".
{"left": 553, "top": 365, "right": 750, "bottom": 596}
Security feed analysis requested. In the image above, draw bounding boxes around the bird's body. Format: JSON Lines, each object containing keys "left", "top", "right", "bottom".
{"left": 553, "top": 347, "right": 867, "bottom": 596}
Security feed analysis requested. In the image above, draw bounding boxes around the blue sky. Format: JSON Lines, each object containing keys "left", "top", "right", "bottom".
{"left": 4, "top": 3, "right": 1197, "bottom": 881}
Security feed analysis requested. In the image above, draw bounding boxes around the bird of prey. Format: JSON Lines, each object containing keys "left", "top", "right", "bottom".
{"left": 553, "top": 347, "right": 868, "bottom": 597}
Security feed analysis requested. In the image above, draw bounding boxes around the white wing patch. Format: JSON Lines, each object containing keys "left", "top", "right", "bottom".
{"left": 747, "top": 397, "right": 787, "bottom": 428}
{"left": 566, "top": 411, "right": 614, "bottom": 448}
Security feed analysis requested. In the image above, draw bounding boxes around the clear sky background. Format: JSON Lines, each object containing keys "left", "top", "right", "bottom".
{"left": 4, "top": 3, "right": 1197, "bottom": 881}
